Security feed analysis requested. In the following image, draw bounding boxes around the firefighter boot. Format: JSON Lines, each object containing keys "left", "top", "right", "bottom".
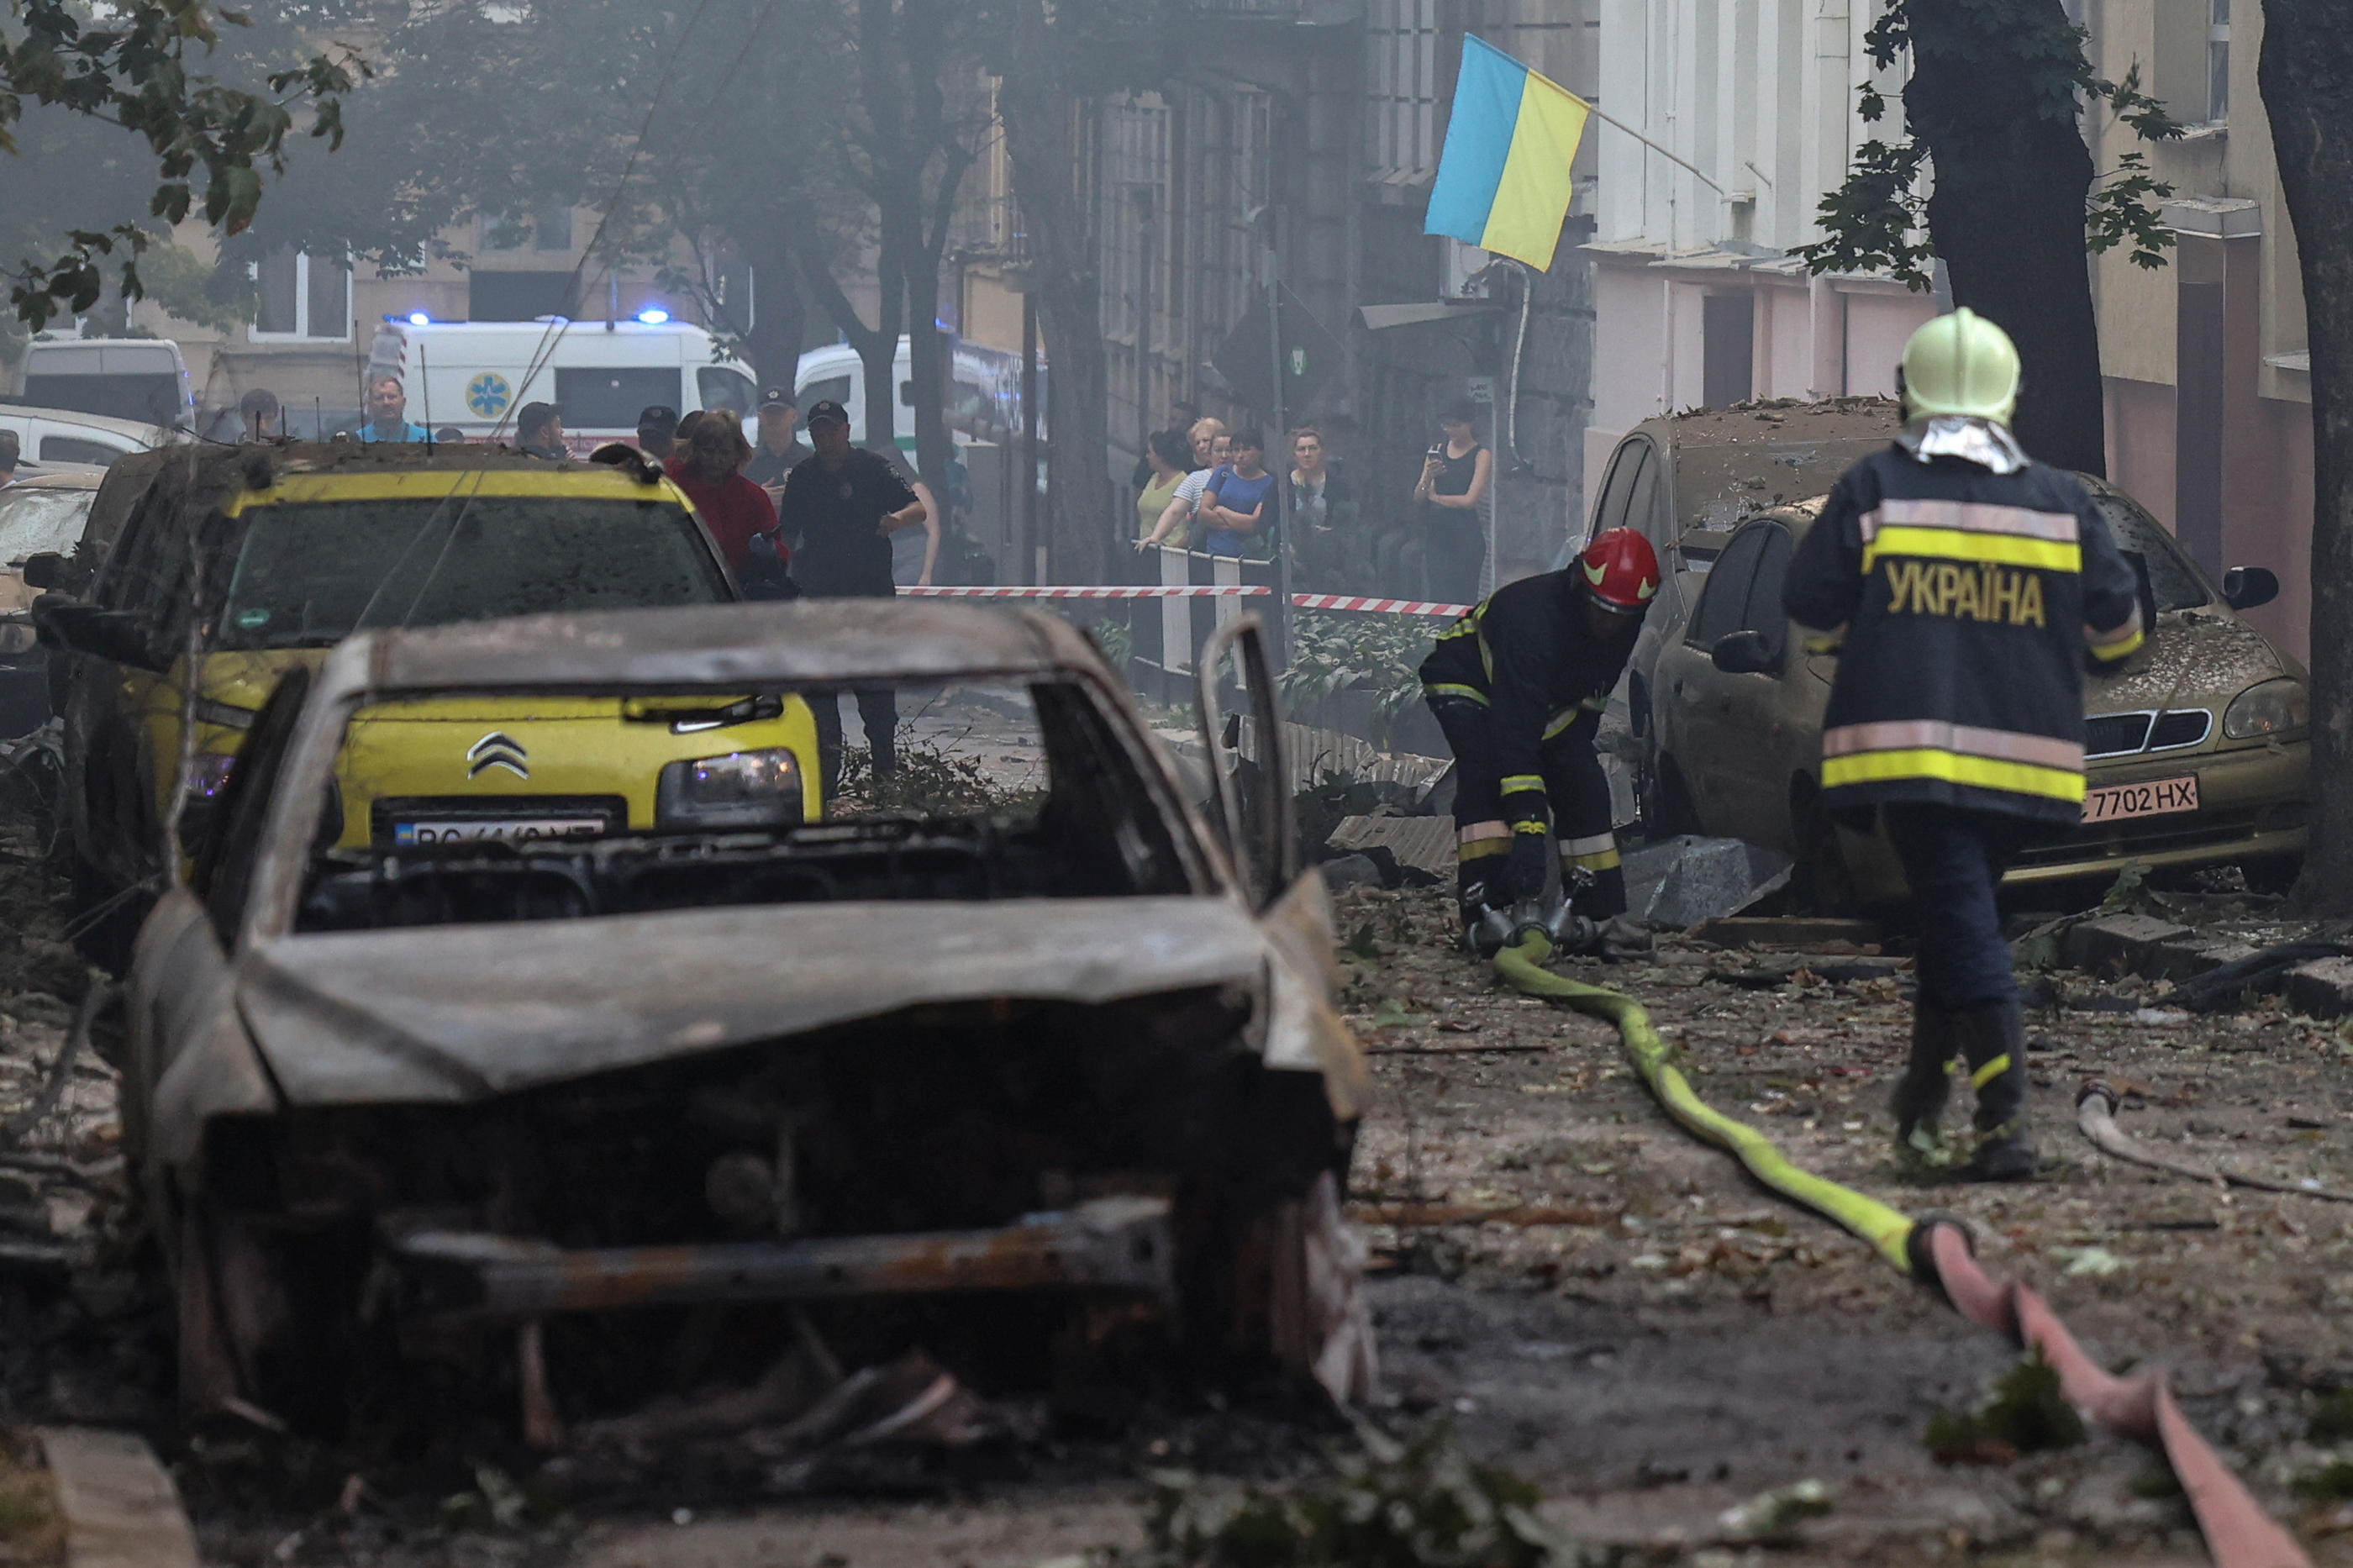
{"left": 1456, "top": 849, "right": 1506, "bottom": 953}
{"left": 1891, "top": 1002, "right": 1954, "bottom": 1160}
{"left": 1949, "top": 999, "right": 2035, "bottom": 1182}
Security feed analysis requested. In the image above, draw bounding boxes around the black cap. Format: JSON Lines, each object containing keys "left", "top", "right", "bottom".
{"left": 759, "top": 387, "right": 797, "bottom": 411}
{"left": 804, "top": 399, "right": 849, "bottom": 429}
{"left": 516, "top": 401, "right": 561, "bottom": 434}
{"left": 636, "top": 403, "right": 678, "bottom": 429}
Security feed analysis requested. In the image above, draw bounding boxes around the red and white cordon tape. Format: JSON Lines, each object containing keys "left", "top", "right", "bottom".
{"left": 1289, "top": 592, "right": 1472, "bottom": 618}
{"left": 902, "top": 585, "right": 1471, "bottom": 617}
{"left": 903, "top": 584, "right": 1270, "bottom": 599}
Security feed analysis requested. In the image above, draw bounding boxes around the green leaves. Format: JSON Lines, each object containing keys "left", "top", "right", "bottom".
{"left": 1804, "top": 0, "right": 2181, "bottom": 288}
{"left": 1124, "top": 1422, "right": 1582, "bottom": 1567}
{"left": 1274, "top": 613, "right": 1433, "bottom": 751}
{"left": 1796, "top": 138, "right": 1933, "bottom": 291}
{"left": 0, "top": 0, "right": 361, "bottom": 328}
{"left": 2087, "top": 150, "right": 2178, "bottom": 270}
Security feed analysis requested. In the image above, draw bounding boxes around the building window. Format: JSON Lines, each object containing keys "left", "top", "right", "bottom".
{"left": 533, "top": 198, "right": 575, "bottom": 252}
{"left": 1366, "top": 0, "right": 1441, "bottom": 180}
{"left": 468, "top": 271, "right": 576, "bottom": 322}
{"left": 252, "top": 248, "right": 350, "bottom": 340}
{"left": 2207, "top": 0, "right": 2229, "bottom": 123}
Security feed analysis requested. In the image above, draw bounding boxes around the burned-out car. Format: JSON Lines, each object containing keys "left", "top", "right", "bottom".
{"left": 125, "top": 600, "right": 1372, "bottom": 1434}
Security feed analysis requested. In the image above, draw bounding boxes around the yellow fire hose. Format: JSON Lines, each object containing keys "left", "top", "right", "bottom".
{"left": 1491, "top": 933, "right": 1915, "bottom": 1271}
{"left": 1489, "top": 929, "right": 2308, "bottom": 1568}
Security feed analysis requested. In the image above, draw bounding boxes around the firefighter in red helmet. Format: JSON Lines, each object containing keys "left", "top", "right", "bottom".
{"left": 1419, "top": 528, "right": 1661, "bottom": 951}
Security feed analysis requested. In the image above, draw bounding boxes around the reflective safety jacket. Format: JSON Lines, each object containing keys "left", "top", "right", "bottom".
{"left": 1418, "top": 570, "right": 1641, "bottom": 832}
{"left": 1782, "top": 445, "right": 2144, "bottom": 825}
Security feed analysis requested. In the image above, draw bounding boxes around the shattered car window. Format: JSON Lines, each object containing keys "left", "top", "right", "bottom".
{"left": 217, "top": 497, "right": 727, "bottom": 650}
{"left": 2092, "top": 496, "right": 2212, "bottom": 612}
{"left": 0, "top": 487, "right": 96, "bottom": 565}
{"left": 293, "top": 677, "right": 1193, "bottom": 931}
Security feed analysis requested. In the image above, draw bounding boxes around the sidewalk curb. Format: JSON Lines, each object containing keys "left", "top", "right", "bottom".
{"left": 2057, "top": 913, "right": 2353, "bottom": 1015}
{"left": 35, "top": 1428, "right": 197, "bottom": 1568}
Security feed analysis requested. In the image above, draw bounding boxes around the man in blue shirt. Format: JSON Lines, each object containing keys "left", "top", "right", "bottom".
{"left": 1199, "top": 428, "right": 1276, "bottom": 558}
{"left": 357, "top": 376, "right": 429, "bottom": 444}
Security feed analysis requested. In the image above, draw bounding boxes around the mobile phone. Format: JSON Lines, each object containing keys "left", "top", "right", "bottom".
{"left": 1427, "top": 444, "right": 1446, "bottom": 460}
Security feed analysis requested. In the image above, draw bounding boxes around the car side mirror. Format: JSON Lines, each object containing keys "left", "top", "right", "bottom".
{"left": 30, "top": 597, "right": 165, "bottom": 671}
{"left": 1710, "top": 628, "right": 1779, "bottom": 676}
{"left": 2223, "top": 566, "right": 2279, "bottom": 612}
{"left": 19, "top": 553, "right": 65, "bottom": 592}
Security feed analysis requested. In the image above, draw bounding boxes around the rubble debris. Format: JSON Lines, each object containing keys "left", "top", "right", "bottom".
{"left": 1324, "top": 815, "right": 1457, "bottom": 881}
{"left": 1116, "top": 1422, "right": 1576, "bottom": 1568}
{"left": 1924, "top": 1355, "right": 2087, "bottom": 1465}
{"left": 1691, "top": 915, "right": 1882, "bottom": 950}
{"left": 1714, "top": 1477, "right": 1832, "bottom": 1544}
{"left": 36, "top": 1427, "right": 197, "bottom": 1568}
{"left": 0, "top": 1432, "right": 61, "bottom": 1568}
{"left": 0, "top": 987, "right": 102, "bottom": 1146}
{"left": 1622, "top": 835, "right": 1792, "bottom": 929}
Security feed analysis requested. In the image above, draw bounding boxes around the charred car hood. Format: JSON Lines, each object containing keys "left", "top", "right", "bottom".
{"left": 237, "top": 897, "right": 1268, "bottom": 1106}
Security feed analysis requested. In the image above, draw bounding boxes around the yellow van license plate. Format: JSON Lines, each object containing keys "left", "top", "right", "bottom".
{"left": 2082, "top": 775, "right": 2198, "bottom": 824}
{"left": 392, "top": 818, "right": 608, "bottom": 847}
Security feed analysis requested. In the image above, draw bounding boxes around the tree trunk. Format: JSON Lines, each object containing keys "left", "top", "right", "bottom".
{"left": 998, "top": 8, "right": 1113, "bottom": 587}
{"left": 1905, "top": 0, "right": 2107, "bottom": 475}
{"left": 734, "top": 234, "right": 808, "bottom": 392}
{"left": 2261, "top": 0, "right": 2353, "bottom": 912}
{"left": 791, "top": 212, "right": 902, "bottom": 452}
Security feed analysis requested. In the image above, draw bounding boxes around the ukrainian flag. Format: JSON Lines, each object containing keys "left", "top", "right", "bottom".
{"left": 1424, "top": 36, "right": 1591, "bottom": 272}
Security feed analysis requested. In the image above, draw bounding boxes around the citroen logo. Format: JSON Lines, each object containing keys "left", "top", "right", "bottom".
{"left": 467, "top": 732, "right": 529, "bottom": 779}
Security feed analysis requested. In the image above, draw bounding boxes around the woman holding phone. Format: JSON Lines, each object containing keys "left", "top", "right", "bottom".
{"left": 1413, "top": 400, "right": 1492, "bottom": 604}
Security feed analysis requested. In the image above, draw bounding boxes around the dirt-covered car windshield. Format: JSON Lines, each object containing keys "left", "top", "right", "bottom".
{"left": 290, "top": 678, "right": 1192, "bottom": 931}
{"left": 217, "top": 497, "right": 727, "bottom": 650}
{"left": 2094, "top": 495, "right": 2212, "bottom": 612}
{"left": 0, "top": 487, "right": 96, "bottom": 566}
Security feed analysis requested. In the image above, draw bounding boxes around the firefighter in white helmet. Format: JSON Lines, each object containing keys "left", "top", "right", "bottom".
{"left": 1783, "top": 308, "right": 2144, "bottom": 1180}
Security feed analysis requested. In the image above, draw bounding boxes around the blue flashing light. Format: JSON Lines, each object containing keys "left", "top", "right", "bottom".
{"left": 407, "top": 312, "right": 431, "bottom": 326}
{"left": 636, "top": 307, "right": 671, "bottom": 325}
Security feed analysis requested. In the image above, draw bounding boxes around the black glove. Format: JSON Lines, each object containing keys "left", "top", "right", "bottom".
{"left": 1503, "top": 830, "right": 1550, "bottom": 902}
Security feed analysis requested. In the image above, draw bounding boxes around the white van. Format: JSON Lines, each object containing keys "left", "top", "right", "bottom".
{"left": 364, "top": 318, "right": 761, "bottom": 447}
{"left": 794, "top": 336, "right": 1043, "bottom": 449}
{"left": 0, "top": 406, "right": 171, "bottom": 467}
{"left": 18, "top": 337, "right": 194, "bottom": 429}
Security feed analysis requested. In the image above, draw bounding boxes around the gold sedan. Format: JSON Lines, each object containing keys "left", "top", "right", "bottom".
{"left": 1645, "top": 477, "right": 2307, "bottom": 908}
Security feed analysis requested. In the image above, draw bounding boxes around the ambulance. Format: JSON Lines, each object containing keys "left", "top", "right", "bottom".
{"left": 363, "top": 316, "right": 761, "bottom": 449}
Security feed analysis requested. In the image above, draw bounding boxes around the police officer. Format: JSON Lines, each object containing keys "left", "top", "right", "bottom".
{"left": 1783, "top": 308, "right": 2143, "bottom": 1182}
{"left": 777, "top": 399, "right": 929, "bottom": 797}
{"left": 1419, "top": 528, "right": 1660, "bottom": 947}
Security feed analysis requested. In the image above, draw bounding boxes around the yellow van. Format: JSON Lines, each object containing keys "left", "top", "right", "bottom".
{"left": 34, "top": 445, "right": 817, "bottom": 955}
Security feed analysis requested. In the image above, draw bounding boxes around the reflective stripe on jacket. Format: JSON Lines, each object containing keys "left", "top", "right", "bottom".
{"left": 1418, "top": 569, "right": 1642, "bottom": 829}
{"left": 1782, "top": 446, "right": 2143, "bottom": 825}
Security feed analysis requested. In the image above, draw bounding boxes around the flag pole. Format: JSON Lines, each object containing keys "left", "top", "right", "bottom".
{"left": 1582, "top": 103, "right": 1727, "bottom": 195}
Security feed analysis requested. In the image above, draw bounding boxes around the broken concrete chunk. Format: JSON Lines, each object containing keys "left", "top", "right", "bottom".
{"left": 1623, "top": 836, "right": 1792, "bottom": 929}
{"left": 2146, "top": 934, "right": 2259, "bottom": 983}
{"left": 1319, "top": 855, "right": 1387, "bottom": 892}
{"left": 1692, "top": 916, "right": 1882, "bottom": 950}
{"left": 2283, "top": 957, "right": 2353, "bottom": 1020}
{"left": 1326, "top": 814, "right": 1459, "bottom": 879}
{"left": 2059, "top": 914, "right": 2192, "bottom": 976}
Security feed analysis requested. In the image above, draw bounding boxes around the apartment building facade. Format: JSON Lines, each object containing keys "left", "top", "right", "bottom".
{"left": 1583, "top": 0, "right": 1935, "bottom": 527}
{"left": 2087, "top": 0, "right": 2311, "bottom": 660}
{"left": 1082, "top": 0, "right": 1603, "bottom": 589}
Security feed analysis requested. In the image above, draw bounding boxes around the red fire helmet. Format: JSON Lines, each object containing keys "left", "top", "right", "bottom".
{"left": 1579, "top": 528, "right": 1661, "bottom": 612}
